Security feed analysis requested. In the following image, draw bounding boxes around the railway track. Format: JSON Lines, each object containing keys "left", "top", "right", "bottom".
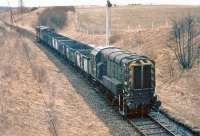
{"left": 128, "top": 111, "right": 182, "bottom": 136}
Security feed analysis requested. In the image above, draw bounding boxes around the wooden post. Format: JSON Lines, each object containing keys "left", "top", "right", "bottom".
{"left": 106, "top": 0, "right": 112, "bottom": 46}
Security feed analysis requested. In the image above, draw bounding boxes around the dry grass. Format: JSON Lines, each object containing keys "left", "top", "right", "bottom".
{"left": 32, "top": 66, "right": 47, "bottom": 83}
{"left": 0, "top": 23, "right": 112, "bottom": 136}
{"left": 77, "top": 5, "right": 200, "bottom": 33}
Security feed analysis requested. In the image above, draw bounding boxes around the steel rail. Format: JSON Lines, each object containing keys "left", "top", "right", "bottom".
{"left": 128, "top": 112, "right": 179, "bottom": 136}
{"left": 148, "top": 113, "right": 177, "bottom": 136}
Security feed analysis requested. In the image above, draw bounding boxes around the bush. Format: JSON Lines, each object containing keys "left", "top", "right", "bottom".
{"left": 31, "top": 7, "right": 38, "bottom": 11}
{"left": 171, "top": 16, "right": 200, "bottom": 69}
{"left": 37, "top": 6, "right": 75, "bottom": 29}
{"left": 110, "top": 34, "right": 121, "bottom": 44}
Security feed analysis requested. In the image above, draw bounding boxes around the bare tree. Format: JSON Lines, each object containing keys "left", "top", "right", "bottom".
{"left": 171, "top": 16, "right": 200, "bottom": 69}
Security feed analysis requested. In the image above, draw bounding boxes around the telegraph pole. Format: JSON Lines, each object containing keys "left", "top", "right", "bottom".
{"left": 19, "top": 0, "right": 24, "bottom": 19}
{"left": 9, "top": 9, "right": 14, "bottom": 24}
{"left": 6, "top": 0, "right": 15, "bottom": 24}
{"left": 106, "top": 0, "right": 112, "bottom": 46}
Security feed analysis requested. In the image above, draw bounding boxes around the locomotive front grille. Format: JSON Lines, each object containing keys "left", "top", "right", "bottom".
{"left": 130, "top": 60, "right": 154, "bottom": 90}
{"left": 143, "top": 65, "right": 152, "bottom": 88}
{"left": 133, "top": 66, "right": 142, "bottom": 89}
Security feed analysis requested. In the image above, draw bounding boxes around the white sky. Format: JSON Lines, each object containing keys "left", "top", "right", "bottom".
{"left": 1, "top": 0, "right": 200, "bottom": 7}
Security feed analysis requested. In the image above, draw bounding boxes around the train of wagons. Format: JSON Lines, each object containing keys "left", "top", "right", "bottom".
{"left": 36, "top": 26, "right": 160, "bottom": 117}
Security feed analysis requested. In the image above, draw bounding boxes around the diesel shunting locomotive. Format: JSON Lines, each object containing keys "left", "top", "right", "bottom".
{"left": 36, "top": 26, "right": 160, "bottom": 117}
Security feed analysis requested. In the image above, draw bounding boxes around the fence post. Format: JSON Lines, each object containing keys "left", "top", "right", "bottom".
{"left": 165, "top": 17, "right": 169, "bottom": 27}
{"left": 152, "top": 21, "right": 154, "bottom": 29}
{"left": 127, "top": 25, "right": 130, "bottom": 32}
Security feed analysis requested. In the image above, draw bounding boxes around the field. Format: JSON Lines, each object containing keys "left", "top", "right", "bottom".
{"left": 0, "top": 23, "right": 113, "bottom": 136}
{"left": 0, "top": 5, "right": 200, "bottom": 135}
{"left": 76, "top": 5, "right": 200, "bottom": 33}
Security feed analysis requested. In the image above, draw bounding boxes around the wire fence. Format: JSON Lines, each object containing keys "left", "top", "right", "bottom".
{"left": 75, "top": 20, "right": 172, "bottom": 35}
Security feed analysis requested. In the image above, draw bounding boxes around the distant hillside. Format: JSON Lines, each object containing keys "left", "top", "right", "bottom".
{"left": 0, "top": 7, "right": 10, "bottom": 12}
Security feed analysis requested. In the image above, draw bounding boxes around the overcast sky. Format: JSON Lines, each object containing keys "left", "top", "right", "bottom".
{"left": 1, "top": 0, "right": 200, "bottom": 7}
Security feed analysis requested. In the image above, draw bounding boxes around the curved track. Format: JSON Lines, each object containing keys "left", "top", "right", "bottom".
{"left": 128, "top": 111, "right": 181, "bottom": 136}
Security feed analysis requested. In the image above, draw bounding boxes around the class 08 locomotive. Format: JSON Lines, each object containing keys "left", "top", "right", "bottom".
{"left": 36, "top": 26, "right": 160, "bottom": 117}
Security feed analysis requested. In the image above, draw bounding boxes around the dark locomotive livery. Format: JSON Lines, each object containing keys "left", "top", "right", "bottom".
{"left": 36, "top": 26, "right": 160, "bottom": 117}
